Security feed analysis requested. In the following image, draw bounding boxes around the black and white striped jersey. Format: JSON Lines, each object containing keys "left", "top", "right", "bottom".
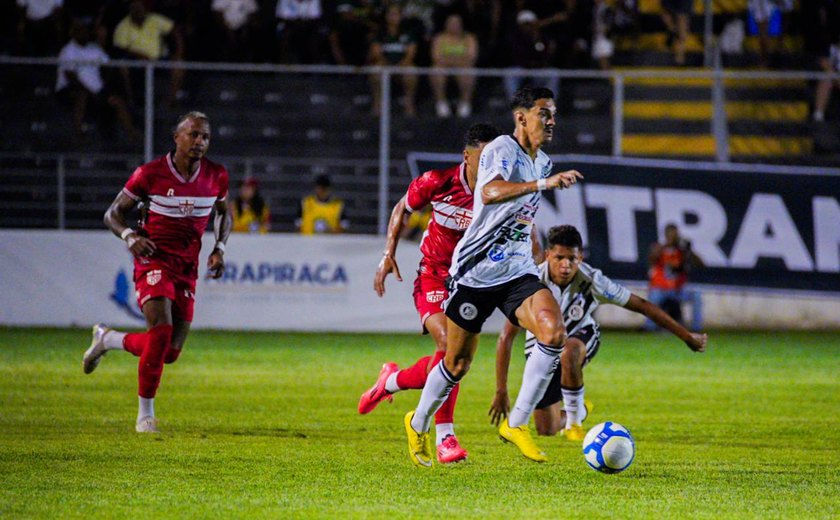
{"left": 524, "top": 261, "right": 631, "bottom": 352}
{"left": 449, "top": 135, "right": 552, "bottom": 289}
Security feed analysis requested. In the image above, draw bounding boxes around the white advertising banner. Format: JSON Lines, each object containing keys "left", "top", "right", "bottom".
{"left": 0, "top": 231, "right": 838, "bottom": 331}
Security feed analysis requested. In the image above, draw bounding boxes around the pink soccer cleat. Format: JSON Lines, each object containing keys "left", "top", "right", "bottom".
{"left": 437, "top": 434, "right": 468, "bottom": 464}
{"left": 358, "top": 362, "right": 399, "bottom": 414}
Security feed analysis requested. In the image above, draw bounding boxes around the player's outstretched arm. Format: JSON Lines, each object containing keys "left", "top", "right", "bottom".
{"left": 373, "top": 196, "right": 411, "bottom": 297}
{"left": 624, "top": 294, "right": 707, "bottom": 352}
{"left": 207, "top": 198, "right": 232, "bottom": 279}
{"left": 104, "top": 191, "right": 156, "bottom": 257}
{"left": 489, "top": 320, "right": 521, "bottom": 426}
{"left": 481, "top": 170, "right": 583, "bottom": 205}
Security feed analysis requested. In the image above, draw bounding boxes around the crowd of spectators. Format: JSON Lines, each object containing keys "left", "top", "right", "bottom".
{"left": 3, "top": 0, "right": 839, "bottom": 121}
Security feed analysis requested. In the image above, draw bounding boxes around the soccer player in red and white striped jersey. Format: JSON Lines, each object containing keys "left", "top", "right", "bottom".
{"left": 83, "top": 111, "right": 232, "bottom": 433}
{"left": 360, "top": 123, "right": 501, "bottom": 463}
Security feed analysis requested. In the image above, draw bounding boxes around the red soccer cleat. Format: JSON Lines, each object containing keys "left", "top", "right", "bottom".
{"left": 437, "top": 434, "right": 468, "bottom": 464}
{"left": 358, "top": 362, "right": 399, "bottom": 414}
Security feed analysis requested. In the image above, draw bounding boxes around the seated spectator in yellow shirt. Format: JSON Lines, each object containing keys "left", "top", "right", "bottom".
{"left": 231, "top": 177, "right": 271, "bottom": 234}
{"left": 113, "top": 0, "right": 184, "bottom": 105}
{"left": 296, "top": 175, "right": 348, "bottom": 234}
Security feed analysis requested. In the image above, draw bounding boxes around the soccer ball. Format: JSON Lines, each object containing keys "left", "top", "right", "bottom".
{"left": 582, "top": 421, "right": 635, "bottom": 474}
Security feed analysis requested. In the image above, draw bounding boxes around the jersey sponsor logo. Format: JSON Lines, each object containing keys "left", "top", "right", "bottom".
{"left": 514, "top": 204, "right": 537, "bottom": 226}
{"left": 167, "top": 188, "right": 175, "bottom": 196}
{"left": 146, "top": 269, "right": 162, "bottom": 286}
{"left": 499, "top": 225, "right": 530, "bottom": 243}
{"left": 426, "top": 290, "right": 445, "bottom": 303}
{"left": 459, "top": 302, "right": 478, "bottom": 321}
{"left": 488, "top": 245, "right": 506, "bottom": 262}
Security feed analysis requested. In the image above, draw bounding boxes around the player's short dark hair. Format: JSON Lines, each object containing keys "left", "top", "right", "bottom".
{"left": 315, "top": 175, "right": 331, "bottom": 188}
{"left": 174, "top": 111, "right": 210, "bottom": 133}
{"left": 665, "top": 222, "right": 678, "bottom": 232}
{"left": 547, "top": 225, "right": 583, "bottom": 249}
{"left": 464, "top": 123, "right": 501, "bottom": 148}
{"left": 510, "top": 86, "right": 555, "bottom": 111}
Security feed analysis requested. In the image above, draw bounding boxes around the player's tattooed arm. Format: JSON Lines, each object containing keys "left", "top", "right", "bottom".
{"left": 481, "top": 169, "right": 583, "bottom": 204}
{"left": 489, "top": 319, "right": 521, "bottom": 426}
{"left": 624, "top": 294, "right": 707, "bottom": 353}
{"left": 374, "top": 196, "right": 410, "bottom": 297}
{"left": 207, "top": 198, "right": 232, "bottom": 279}
{"left": 104, "top": 191, "right": 156, "bottom": 257}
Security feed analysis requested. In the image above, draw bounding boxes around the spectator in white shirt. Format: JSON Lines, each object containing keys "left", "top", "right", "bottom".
{"left": 212, "top": 0, "right": 259, "bottom": 61}
{"left": 56, "top": 18, "right": 138, "bottom": 141}
{"left": 275, "top": 0, "right": 323, "bottom": 63}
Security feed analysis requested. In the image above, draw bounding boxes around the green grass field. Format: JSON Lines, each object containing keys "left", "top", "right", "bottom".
{"left": 1, "top": 328, "right": 839, "bottom": 518}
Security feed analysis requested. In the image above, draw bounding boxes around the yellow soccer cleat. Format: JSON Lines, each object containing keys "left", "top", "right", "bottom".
{"left": 404, "top": 411, "right": 433, "bottom": 468}
{"left": 562, "top": 423, "right": 586, "bottom": 441}
{"left": 498, "top": 418, "right": 547, "bottom": 462}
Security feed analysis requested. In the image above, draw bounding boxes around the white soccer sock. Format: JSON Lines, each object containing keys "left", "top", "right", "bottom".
{"left": 435, "top": 423, "right": 455, "bottom": 446}
{"left": 384, "top": 372, "right": 401, "bottom": 394}
{"left": 509, "top": 343, "right": 561, "bottom": 428}
{"left": 562, "top": 386, "right": 585, "bottom": 428}
{"left": 410, "top": 362, "right": 458, "bottom": 433}
{"left": 103, "top": 330, "right": 126, "bottom": 350}
{"left": 138, "top": 397, "right": 155, "bottom": 420}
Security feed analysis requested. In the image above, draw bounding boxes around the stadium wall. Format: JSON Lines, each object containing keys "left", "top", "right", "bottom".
{"left": 0, "top": 230, "right": 837, "bottom": 331}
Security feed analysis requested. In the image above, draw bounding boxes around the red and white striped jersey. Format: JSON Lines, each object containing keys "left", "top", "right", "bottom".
{"left": 405, "top": 163, "right": 473, "bottom": 278}
{"left": 123, "top": 152, "right": 229, "bottom": 276}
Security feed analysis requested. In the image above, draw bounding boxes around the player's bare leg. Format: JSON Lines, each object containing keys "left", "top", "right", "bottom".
{"left": 499, "top": 289, "right": 565, "bottom": 462}
{"left": 405, "top": 319, "right": 477, "bottom": 467}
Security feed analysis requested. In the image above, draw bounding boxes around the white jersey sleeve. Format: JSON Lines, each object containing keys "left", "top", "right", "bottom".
{"left": 578, "top": 263, "right": 631, "bottom": 307}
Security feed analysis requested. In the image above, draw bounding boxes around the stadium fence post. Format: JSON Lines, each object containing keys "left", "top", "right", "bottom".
{"left": 57, "top": 154, "right": 65, "bottom": 230}
{"left": 377, "top": 68, "right": 391, "bottom": 235}
{"left": 612, "top": 73, "right": 624, "bottom": 157}
{"left": 144, "top": 63, "right": 154, "bottom": 164}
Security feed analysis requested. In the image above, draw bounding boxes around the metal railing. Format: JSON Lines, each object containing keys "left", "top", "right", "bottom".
{"left": 2, "top": 56, "right": 839, "bottom": 233}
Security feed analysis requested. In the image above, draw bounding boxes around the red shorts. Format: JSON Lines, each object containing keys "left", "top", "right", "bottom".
{"left": 134, "top": 266, "right": 196, "bottom": 322}
{"left": 413, "top": 271, "right": 448, "bottom": 334}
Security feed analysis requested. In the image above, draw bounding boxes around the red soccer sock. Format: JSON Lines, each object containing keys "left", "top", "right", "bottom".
{"left": 123, "top": 333, "right": 146, "bottom": 357}
{"left": 435, "top": 381, "right": 459, "bottom": 425}
{"left": 395, "top": 355, "right": 434, "bottom": 390}
{"left": 137, "top": 324, "right": 173, "bottom": 399}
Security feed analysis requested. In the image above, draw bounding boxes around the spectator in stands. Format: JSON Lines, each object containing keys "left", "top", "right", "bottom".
{"left": 328, "top": 3, "right": 373, "bottom": 66}
{"left": 748, "top": 0, "right": 794, "bottom": 68}
{"left": 809, "top": 1, "right": 840, "bottom": 121}
{"left": 430, "top": 14, "right": 478, "bottom": 118}
{"left": 446, "top": 0, "right": 502, "bottom": 67}
{"left": 113, "top": 0, "right": 184, "bottom": 106}
{"left": 660, "top": 0, "right": 692, "bottom": 65}
{"left": 645, "top": 223, "right": 704, "bottom": 332}
{"left": 296, "top": 175, "right": 348, "bottom": 234}
{"left": 212, "top": 0, "right": 259, "bottom": 61}
{"left": 275, "top": 0, "right": 323, "bottom": 64}
{"left": 503, "top": 10, "right": 558, "bottom": 102}
{"left": 369, "top": 4, "right": 419, "bottom": 117}
{"left": 231, "top": 177, "right": 271, "bottom": 234}
{"left": 16, "top": 0, "right": 63, "bottom": 56}
{"left": 56, "top": 18, "right": 139, "bottom": 142}
{"left": 591, "top": 0, "right": 615, "bottom": 70}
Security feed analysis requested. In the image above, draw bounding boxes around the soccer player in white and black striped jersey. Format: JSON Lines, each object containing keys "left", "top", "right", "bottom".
{"left": 403, "top": 87, "right": 584, "bottom": 466}
{"left": 489, "top": 225, "right": 707, "bottom": 440}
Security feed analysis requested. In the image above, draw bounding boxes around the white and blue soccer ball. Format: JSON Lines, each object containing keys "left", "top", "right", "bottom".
{"left": 582, "top": 421, "right": 635, "bottom": 474}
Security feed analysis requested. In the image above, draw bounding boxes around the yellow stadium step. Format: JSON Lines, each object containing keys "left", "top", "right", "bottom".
{"left": 617, "top": 68, "right": 807, "bottom": 89}
{"left": 615, "top": 35, "right": 803, "bottom": 54}
{"left": 638, "top": 0, "right": 747, "bottom": 15}
{"left": 624, "top": 101, "right": 809, "bottom": 121}
{"left": 622, "top": 134, "right": 813, "bottom": 156}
